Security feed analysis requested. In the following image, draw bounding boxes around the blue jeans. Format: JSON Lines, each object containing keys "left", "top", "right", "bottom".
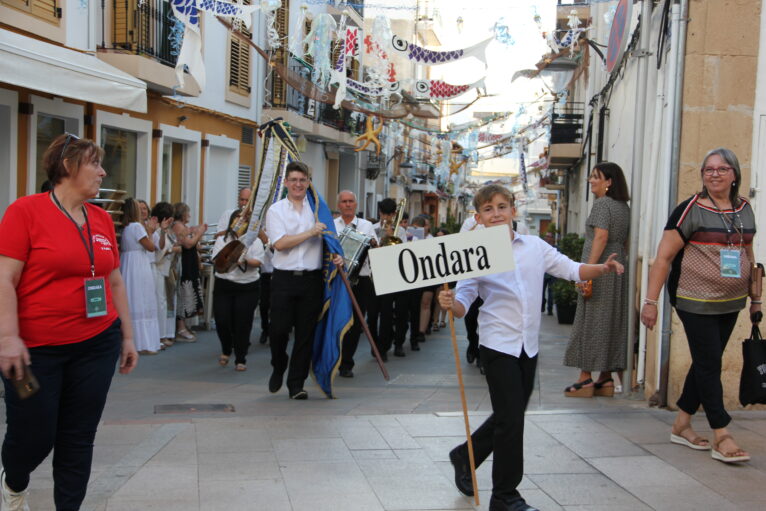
{"left": 1, "top": 319, "right": 121, "bottom": 511}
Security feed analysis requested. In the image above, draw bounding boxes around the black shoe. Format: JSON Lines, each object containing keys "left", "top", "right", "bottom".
{"left": 339, "top": 368, "right": 354, "bottom": 378}
{"left": 415, "top": 333, "right": 425, "bottom": 343}
{"left": 410, "top": 342, "right": 420, "bottom": 352}
{"left": 425, "top": 325, "right": 432, "bottom": 335}
{"left": 466, "top": 349, "right": 477, "bottom": 364}
{"left": 489, "top": 496, "right": 538, "bottom": 511}
{"left": 394, "top": 346, "right": 405, "bottom": 357}
{"left": 448, "top": 446, "right": 474, "bottom": 497}
{"left": 268, "top": 369, "right": 284, "bottom": 393}
{"left": 372, "top": 349, "right": 388, "bottom": 362}
{"left": 289, "top": 389, "right": 308, "bottom": 400}
{"left": 259, "top": 331, "right": 268, "bottom": 344}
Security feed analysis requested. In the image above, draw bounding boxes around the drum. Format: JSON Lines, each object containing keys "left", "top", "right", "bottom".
{"left": 338, "top": 224, "right": 373, "bottom": 284}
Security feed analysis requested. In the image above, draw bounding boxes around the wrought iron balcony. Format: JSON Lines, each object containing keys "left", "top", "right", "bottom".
{"left": 111, "top": 0, "right": 178, "bottom": 67}
{"left": 550, "top": 102, "right": 584, "bottom": 144}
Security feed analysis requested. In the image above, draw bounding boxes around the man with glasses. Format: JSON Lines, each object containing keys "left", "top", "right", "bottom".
{"left": 215, "top": 187, "right": 252, "bottom": 238}
{"left": 264, "top": 162, "right": 326, "bottom": 400}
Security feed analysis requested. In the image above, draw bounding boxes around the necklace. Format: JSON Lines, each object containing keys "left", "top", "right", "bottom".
{"left": 707, "top": 195, "right": 744, "bottom": 249}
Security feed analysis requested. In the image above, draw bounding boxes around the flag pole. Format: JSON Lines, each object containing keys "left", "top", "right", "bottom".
{"left": 443, "top": 282, "right": 480, "bottom": 506}
{"left": 335, "top": 262, "right": 389, "bottom": 380}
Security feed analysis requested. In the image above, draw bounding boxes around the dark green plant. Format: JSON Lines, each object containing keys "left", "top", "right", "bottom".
{"left": 552, "top": 233, "right": 585, "bottom": 307}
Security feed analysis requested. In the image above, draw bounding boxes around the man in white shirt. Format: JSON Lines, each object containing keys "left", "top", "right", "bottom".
{"left": 215, "top": 187, "right": 251, "bottom": 238}
{"left": 439, "top": 184, "right": 624, "bottom": 511}
{"left": 264, "top": 162, "right": 326, "bottom": 400}
{"left": 334, "top": 190, "right": 377, "bottom": 377}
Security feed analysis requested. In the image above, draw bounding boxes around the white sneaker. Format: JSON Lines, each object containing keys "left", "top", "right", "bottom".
{"left": 1, "top": 471, "right": 30, "bottom": 511}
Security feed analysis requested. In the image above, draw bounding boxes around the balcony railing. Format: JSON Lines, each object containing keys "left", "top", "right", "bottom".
{"left": 111, "top": 0, "right": 178, "bottom": 67}
{"left": 550, "top": 102, "right": 584, "bottom": 144}
{"left": 269, "top": 56, "right": 366, "bottom": 137}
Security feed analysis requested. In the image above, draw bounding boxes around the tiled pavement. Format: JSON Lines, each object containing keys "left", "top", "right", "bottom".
{"left": 4, "top": 314, "right": 765, "bottom": 510}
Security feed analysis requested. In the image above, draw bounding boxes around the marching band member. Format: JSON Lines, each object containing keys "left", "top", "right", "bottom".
{"left": 334, "top": 190, "right": 377, "bottom": 378}
{"left": 264, "top": 162, "right": 324, "bottom": 400}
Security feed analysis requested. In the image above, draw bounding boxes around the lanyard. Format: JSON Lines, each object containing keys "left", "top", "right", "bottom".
{"left": 51, "top": 192, "right": 96, "bottom": 277}
{"left": 708, "top": 196, "right": 744, "bottom": 249}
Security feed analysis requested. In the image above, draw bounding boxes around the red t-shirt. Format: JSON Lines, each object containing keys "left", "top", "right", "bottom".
{"left": 0, "top": 193, "right": 121, "bottom": 347}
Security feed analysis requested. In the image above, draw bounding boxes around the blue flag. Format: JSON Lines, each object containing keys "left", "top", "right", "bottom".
{"left": 307, "top": 184, "right": 353, "bottom": 398}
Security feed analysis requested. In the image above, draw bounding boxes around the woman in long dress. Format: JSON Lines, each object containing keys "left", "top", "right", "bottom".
{"left": 120, "top": 198, "right": 161, "bottom": 354}
{"left": 171, "top": 202, "right": 207, "bottom": 341}
{"left": 150, "top": 201, "right": 179, "bottom": 347}
{"left": 564, "top": 162, "right": 631, "bottom": 397}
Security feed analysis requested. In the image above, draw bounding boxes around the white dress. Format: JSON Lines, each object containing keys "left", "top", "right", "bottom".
{"left": 152, "top": 230, "right": 176, "bottom": 339}
{"left": 121, "top": 222, "right": 161, "bottom": 352}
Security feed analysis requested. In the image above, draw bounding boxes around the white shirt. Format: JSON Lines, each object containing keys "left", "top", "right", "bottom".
{"left": 460, "top": 216, "right": 483, "bottom": 232}
{"left": 217, "top": 208, "right": 237, "bottom": 234}
{"left": 212, "top": 236, "right": 265, "bottom": 284}
{"left": 265, "top": 196, "right": 323, "bottom": 271}
{"left": 334, "top": 216, "right": 377, "bottom": 277}
{"left": 454, "top": 233, "right": 582, "bottom": 358}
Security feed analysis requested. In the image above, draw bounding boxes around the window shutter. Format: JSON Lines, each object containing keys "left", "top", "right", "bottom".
{"left": 5, "top": 0, "right": 60, "bottom": 24}
{"left": 112, "top": 0, "right": 136, "bottom": 49}
{"left": 271, "top": 3, "right": 289, "bottom": 106}
{"left": 228, "top": 0, "right": 252, "bottom": 95}
{"left": 238, "top": 165, "right": 252, "bottom": 190}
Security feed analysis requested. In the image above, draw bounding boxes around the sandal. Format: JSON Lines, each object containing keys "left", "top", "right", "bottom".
{"left": 439, "top": 321, "right": 446, "bottom": 328}
{"left": 432, "top": 322, "right": 440, "bottom": 332}
{"left": 594, "top": 378, "right": 615, "bottom": 397}
{"left": 564, "top": 378, "right": 594, "bottom": 397}
{"left": 175, "top": 329, "right": 196, "bottom": 343}
{"left": 235, "top": 363, "right": 247, "bottom": 372}
{"left": 711, "top": 435, "right": 750, "bottom": 463}
{"left": 219, "top": 354, "right": 230, "bottom": 367}
{"left": 162, "top": 338, "right": 175, "bottom": 347}
{"left": 670, "top": 425, "right": 710, "bottom": 451}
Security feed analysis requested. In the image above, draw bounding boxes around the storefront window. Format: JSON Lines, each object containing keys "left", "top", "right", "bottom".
{"left": 101, "top": 126, "right": 137, "bottom": 198}
{"left": 35, "top": 115, "right": 66, "bottom": 191}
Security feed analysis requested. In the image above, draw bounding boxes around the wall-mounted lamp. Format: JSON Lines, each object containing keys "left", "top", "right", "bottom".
{"left": 177, "top": 115, "right": 188, "bottom": 126}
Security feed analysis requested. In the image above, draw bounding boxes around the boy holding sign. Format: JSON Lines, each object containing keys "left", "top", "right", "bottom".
{"left": 438, "top": 184, "right": 624, "bottom": 511}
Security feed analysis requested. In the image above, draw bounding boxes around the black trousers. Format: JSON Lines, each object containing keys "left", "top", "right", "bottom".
{"left": 465, "top": 298, "right": 483, "bottom": 357}
{"left": 377, "top": 290, "right": 408, "bottom": 353}
{"left": 269, "top": 270, "right": 323, "bottom": 393}
{"left": 454, "top": 346, "right": 537, "bottom": 502}
{"left": 676, "top": 309, "right": 739, "bottom": 429}
{"left": 1, "top": 320, "right": 121, "bottom": 511}
{"left": 341, "top": 276, "right": 373, "bottom": 372}
{"left": 259, "top": 272, "right": 272, "bottom": 334}
{"left": 542, "top": 275, "right": 555, "bottom": 314}
{"left": 408, "top": 288, "right": 423, "bottom": 341}
{"left": 213, "top": 277, "right": 260, "bottom": 365}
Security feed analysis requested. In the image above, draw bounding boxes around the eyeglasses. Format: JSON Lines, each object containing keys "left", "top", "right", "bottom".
{"left": 703, "top": 166, "right": 733, "bottom": 176}
{"left": 60, "top": 132, "right": 80, "bottom": 161}
{"left": 286, "top": 177, "right": 309, "bottom": 184}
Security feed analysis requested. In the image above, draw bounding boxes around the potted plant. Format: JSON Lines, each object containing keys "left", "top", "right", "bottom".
{"left": 552, "top": 232, "right": 584, "bottom": 324}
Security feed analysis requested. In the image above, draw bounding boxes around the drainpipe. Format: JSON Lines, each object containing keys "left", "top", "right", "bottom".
{"left": 658, "top": 0, "right": 689, "bottom": 407}
{"left": 626, "top": 0, "right": 653, "bottom": 394}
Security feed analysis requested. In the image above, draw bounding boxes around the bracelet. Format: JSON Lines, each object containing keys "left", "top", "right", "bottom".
{"left": 643, "top": 298, "right": 659, "bottom": 306}
{"left": 752, "top": 300, "right": 762, "bottom": 304}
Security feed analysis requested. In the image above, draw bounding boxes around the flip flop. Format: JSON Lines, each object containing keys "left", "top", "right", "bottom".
{"left": 564, "top": 378, "right": 594, "bottom": 397}
{"left": 670, "top": 425, "right": 710, "bottom": 451}
{"left": 711, "top": 434, "right": 750, "bottom": 463}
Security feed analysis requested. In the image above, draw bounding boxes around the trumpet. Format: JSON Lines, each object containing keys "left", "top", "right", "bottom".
{"left": 379, "top": 198, "right": 406, "bottom": 246}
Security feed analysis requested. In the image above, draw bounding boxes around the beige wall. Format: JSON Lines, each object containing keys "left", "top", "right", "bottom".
{"left": 670, "top": 0, "right": 764, "bottom": 410}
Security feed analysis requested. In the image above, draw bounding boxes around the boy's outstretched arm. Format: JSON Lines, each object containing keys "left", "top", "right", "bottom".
{"left": 578, "top": 253, "right": 625, "bottom": 281}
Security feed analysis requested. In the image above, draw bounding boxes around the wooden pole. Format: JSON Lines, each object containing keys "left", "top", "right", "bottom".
{"left": 335, "top": 262, "right": 389, "bottom": 380}
{"left": 443, "top": 283, "right": 480, "bottom": 506}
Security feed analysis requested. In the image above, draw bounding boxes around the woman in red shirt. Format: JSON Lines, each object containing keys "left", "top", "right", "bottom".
{"left": 0, "top": 133, "right": 138, "bottom": 510}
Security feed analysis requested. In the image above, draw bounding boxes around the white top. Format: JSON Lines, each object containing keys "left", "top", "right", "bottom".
{"left": 334, "top": 216, "right": 377, "bottom": 277}
{"left": 217, "top": 208, "right": 237, "bottom": 234}
{"left": 264, "top": 196, "right": 323, "bottom": 271}
{"left": 212, "top": 236, "right": 265, "bottom": 284}
{"left": 151, "top": 230, "right": 175, "bottom": 276}
{"left": 454, "top": 233, "right": 582, "bottom": 358}
{"left": 460, "top": 216, "right": 482, "bottom": 232}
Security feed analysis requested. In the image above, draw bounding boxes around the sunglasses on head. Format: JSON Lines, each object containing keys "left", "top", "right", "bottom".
{"left": 60, "top": 132, "right": 80, "bottom": 161}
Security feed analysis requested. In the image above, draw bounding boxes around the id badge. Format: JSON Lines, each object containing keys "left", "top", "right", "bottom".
{"left": 720, "top": 249, "right": 741, "bottom": 278}
{"left": 84, "top": 277, "right": 108, "bottom": 318}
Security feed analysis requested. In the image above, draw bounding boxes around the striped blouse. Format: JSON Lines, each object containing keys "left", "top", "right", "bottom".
{"left": 666, "top": 194, "right": 756, "bottom": 315}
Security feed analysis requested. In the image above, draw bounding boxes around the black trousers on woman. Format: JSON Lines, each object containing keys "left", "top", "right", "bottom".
{"left": 451, "top": 346, "right": 537, "bottom": 504}
{"left": 259, "top": 272, "right": 272, "bottom": 337}
{"left": 1, "top": 320, "right": 121, "bottom": 511}
{"left": 213, "top": 277, "right": 260, "bottom": 365}
{"left": 676, "top": 309, "right": 739, "bottom": 429}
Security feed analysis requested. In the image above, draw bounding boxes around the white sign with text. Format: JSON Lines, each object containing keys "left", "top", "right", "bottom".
{"left": 368, "top": 225, "right": 515, "bottom": 295}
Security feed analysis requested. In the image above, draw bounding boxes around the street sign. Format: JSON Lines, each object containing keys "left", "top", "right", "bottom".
{"left": 606, "top": 0, "right": 633, "bottom": 74}
{"left": 368, "top": 225, "right": 515, "bottom": 295}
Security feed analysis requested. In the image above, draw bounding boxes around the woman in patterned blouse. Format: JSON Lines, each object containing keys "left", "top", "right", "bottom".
{"left": 641, "top": 148, "right": 758, "bottom": 464}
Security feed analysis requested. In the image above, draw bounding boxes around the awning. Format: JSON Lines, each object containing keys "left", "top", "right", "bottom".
{"left": 0, "top": 29, "right": 147, "bottom": 113}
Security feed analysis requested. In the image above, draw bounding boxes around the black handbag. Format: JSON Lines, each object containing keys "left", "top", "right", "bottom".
{"left": 739, "top": 312, "right": 766, "bottom": 406}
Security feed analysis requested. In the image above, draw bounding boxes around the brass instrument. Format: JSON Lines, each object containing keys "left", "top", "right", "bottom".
{"left": 212, "top": 186, "right": 257, "bottom": 273}
{"left": 379, "top": 198, "right": 406, "bottom": 246}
